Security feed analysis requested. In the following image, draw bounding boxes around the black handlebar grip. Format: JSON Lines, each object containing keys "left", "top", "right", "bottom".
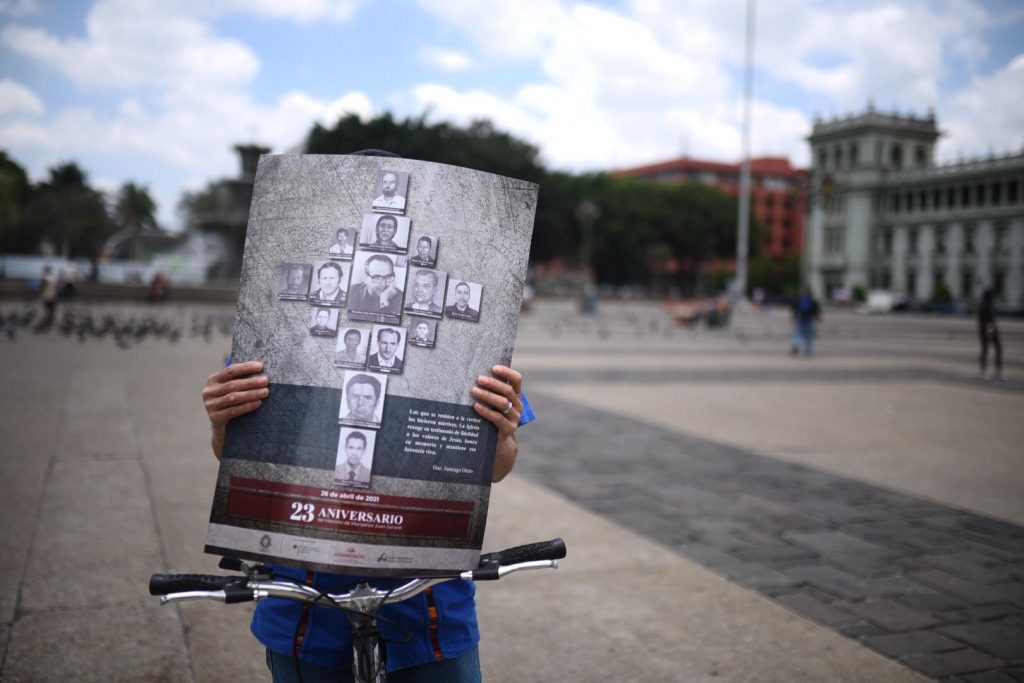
{"left": 479, "top": 538, "right": 567, "bottom": 568}
{"left": 149, "top": 574, "right": 238, "bottom": 595}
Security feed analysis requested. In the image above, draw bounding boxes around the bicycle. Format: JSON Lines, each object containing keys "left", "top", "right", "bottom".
{"left": 150, "top": 538, "right": 567, "bottom": 682}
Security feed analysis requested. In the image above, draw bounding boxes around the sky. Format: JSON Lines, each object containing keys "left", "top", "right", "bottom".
{"left": 1, "top": 0, "right": 1022, "bottom": 229}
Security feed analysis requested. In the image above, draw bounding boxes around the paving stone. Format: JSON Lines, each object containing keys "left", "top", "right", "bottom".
{"left": 822, "top": 552, "right": 907, "bottom": 578}
{"left": 897, "top": 590, "right": 970, "bottom": 613}
{"left": 914, "top": 571, "right": 1024, "bottom": 605}
{"left": 783, "top": 565, "right": 928, "bottom": 601}
{"left": 940, "top": 621, "right": 1024, "bottom": 663}
{"left": 964, "top": 671, "right": 1021, "bottom": 683}
{"left": 774, "top": 591, "right": 861, "bottom": 628}
{"left": 784, "top": 531, "right": 897, "bottom": 558}
{"left": 838, "top": 621, "right": 889, "bottom": 640}
{"left": 922, "top": 552, "right": 1023, "bottom": 584}
{"left": 1004, "top": 666, "right": 1024, "bottom": 681}
{"left": 938, "top": 604, "right": 1023, "bottom": 625}
{"left": 902, "top": 650, "right": 1008, "bottom": 679}
{"left": 840, "top": 598, "right": 944, "bottom": 632}
{"left": 720, "top": 563, "right": 802, "bottom": 591}
{"left": 675, "top": 543, "right": 745, "bottom": 569}
{"left": 864, "top": 630, "right": 965, "bottom": 657}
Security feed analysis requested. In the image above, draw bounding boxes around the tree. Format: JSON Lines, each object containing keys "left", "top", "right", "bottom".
{"left": 113, "top": 182, "right": 159, "bottom": 259}
{"left": 0, "top": 150, "right": 34, "bottom": 253}
{"left": 18, "top": 162, "right": 113, "bottom": 269}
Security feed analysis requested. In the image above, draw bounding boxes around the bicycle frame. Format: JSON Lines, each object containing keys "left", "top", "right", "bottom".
{"left": 151, "top": 538, "right": 566, "bottom": 683}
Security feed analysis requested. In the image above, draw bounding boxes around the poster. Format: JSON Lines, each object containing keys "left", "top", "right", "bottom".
{"left": 205, "top": 154, "right": 538, "bottom": 576}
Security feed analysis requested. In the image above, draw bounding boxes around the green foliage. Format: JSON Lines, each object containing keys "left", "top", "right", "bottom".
{"left": 931, "top": 280, "right": 953, "bottom": 305}
{"left": 115, "top": 182, "right": 158, "bottom": 234}
{"left": 747, "top": 254, "right": 802, "bottom": 297}
{"left": 852, "top": 285, "right": 867, "bottom": 303}
{"left": 0, "top": 150, "right": 34, "bottom": 253}
{"left": 305, "top": 113, "right": 740, "bottom": 289}
{"left": 18, "top": 161, "right": 114, "bottom": 259}
{"left": 306, "top": 113, "right": 546, "bottom": 184}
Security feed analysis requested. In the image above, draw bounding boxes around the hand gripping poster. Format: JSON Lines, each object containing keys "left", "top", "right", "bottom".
{"left": 205, "top": 155, "right": 538, "bottom": 576}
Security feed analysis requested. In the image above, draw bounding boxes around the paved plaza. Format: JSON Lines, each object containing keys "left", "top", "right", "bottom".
{"left": 0, "top": 298, "right": 1022, "bottom": 681}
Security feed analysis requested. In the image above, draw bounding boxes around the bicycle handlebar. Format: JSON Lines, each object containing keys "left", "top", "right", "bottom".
{"left": 150, "top": 538, "right": 566, "bottom": 610}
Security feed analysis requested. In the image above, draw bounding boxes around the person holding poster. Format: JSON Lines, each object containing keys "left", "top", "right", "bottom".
{"left": 202, "top": 149, "right": 537, "bottom": 681}
{"left": 202, "top": 360, "right": 532, "bottom": 682}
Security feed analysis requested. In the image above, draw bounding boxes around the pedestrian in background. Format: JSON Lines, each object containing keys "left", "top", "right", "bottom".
{"left": 978, "top": 287, "right": 1003, "bottom": 380}
{"left": 790, "top": 288, "right": 820, "bottom": 357}
{"left": 39, "top": 265, "right": 58, "bottom": 327}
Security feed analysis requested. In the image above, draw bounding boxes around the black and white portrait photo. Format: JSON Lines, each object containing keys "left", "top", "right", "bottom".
{"left": 367, "top": 325, "right": 406, "bottom": 375}
{"left": 403, "top": 268, "right": 447, "bottom": 319}
{"left": 338, "top": 370, "right": 388, "bottom": 429}
{"left": 308, "top": 260, "right": 349, "bottom": 307}
{"left": 444, "top": 280, "right": 483, "bottom": 322}
{"left": 309, "top": 307, "right": 340, "bottom": 337}
{"left": 410, "top": 235, "right": 437, "bottom": 267}
{"left": 277, "top": 263, "right": 311, "bottom": 301}
{"left": 346, "top": 252, "right": 406, "bottom": 325}
{"left": 327, "top": 226, "right": 355, "bottom": 260}
{"left": 359, "top": 213, "right": 411, "bottom": 254}
{"left": 334, "top": 427, "right": 376, "bottom": 489}
{"left": 370, "top": 169, "right": 409, "bottom": 214}
{"left": 334, "top": 325, "right": 370, "bottom": 369}
{"left": 408, "top": 319, "right": 437, "bottom": 348}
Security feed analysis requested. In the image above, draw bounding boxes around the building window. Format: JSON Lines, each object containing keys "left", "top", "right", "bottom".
{"left": 947, "top": 187, "right": 956, "bottom": 208}
{"left": 961, "top": 186, "right": 971, "bottom": 207}
{"left": 995, "top": 222, "right": 1008, "bottom": 253}
{"left": 933, "top": 189, "right": 942, "bottom": 209}
{"left": 908, "top": 228, "right": 918, "bottom": 255}
{"left": 892, "top": 194, "right": 901, "bottom": 213}
{"left": 992, "top": 182, "right": 1002, "bottom": 205}
{"left": 915, "top": 145, "right": 927, "bottom": 167}
{"left": 891, "top": 144, "right": 903, "bottom": 169}
{"left": 976, "top": 184, "right": 986, "bottom": 206}
{"left": 834, "top": 146, "right": 843, "bottom": 169}
{"left": 995, "top": 269, "right": 1006, "bottom": 299}
{"left": 935, "top": 228, "right": 946, "bottom": 255}
{"left": 1009, "top": 180, "right": 1019, "bottom": 203}
{"left": 826, "top": 227, "right": 844, "bottom": 254}
{"left": 964, "top": 225, "right": 975, "bottom": 254}
{"left": 919, "top": 190, "right": 928, "bottom": 211}
{"left": 907, "top": 192, "right": 915, "bottom": 212}
{"left": 818, "top": 149, "right": 827, "bottom": 169}
{"left": 962, "top": 270, "right": 973, "bottom": 299}
{"left": 850, "top": 143, "right": 859, "bottom": 168}
{"left": 883, "top": 229, "right": 893, "bottom": 255}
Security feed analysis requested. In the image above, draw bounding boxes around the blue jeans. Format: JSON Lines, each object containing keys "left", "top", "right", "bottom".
{"left": 792, "top": 320, "right": 815, "bottom": 356}
{"left": 266, "top": 646, "right": 482, "bottom": 683}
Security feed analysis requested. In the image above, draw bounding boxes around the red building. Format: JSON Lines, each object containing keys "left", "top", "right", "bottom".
{"left": 613, "top": 156, "right": 806, "bottom": 260}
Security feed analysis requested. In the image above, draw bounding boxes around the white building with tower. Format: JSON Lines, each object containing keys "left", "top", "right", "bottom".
{"left": 804, "top": 106, "right": 1024, "bottom": 310}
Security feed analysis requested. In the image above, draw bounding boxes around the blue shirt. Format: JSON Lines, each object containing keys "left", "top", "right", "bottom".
{"left": 250, "top": 392, "right": 535, "bottom": 672}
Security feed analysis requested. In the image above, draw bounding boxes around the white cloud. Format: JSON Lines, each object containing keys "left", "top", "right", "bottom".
{"left": 0, "top": 0, "right": 39, "bottom": 17}
{"left": 411, "top": 0, "right": 1010, "bottom": 172}
{"left": 941, "top": 54, "right": 1024, "bottom": 159}
{"left": 413, "top": 0, "right": 566, "bottom": 59}
{"left": 0, "top": 78, "right": 43, "bottom": 116}
{"left": 1, "top": 3, "right": 260, "bottom": 91}
{"left": 418, "top": 46, "right": 473, "bottom": 73}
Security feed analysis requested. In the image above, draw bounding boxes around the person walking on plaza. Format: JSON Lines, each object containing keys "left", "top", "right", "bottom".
{"left": 38, "top": 265, "right": 59, "bottom": 328}
{"left": 790, "top": 288, "right": 820, "bottom": 357}
{"left": 978, "top": 287, "right": 1003, "bottom": 380}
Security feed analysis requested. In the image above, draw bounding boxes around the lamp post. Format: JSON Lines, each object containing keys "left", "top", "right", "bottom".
{"left": 575, "top": 199, "right": 600, "bottom": 314}
{"left": 735, "top": 0, "right": 756, "bottom": 297}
